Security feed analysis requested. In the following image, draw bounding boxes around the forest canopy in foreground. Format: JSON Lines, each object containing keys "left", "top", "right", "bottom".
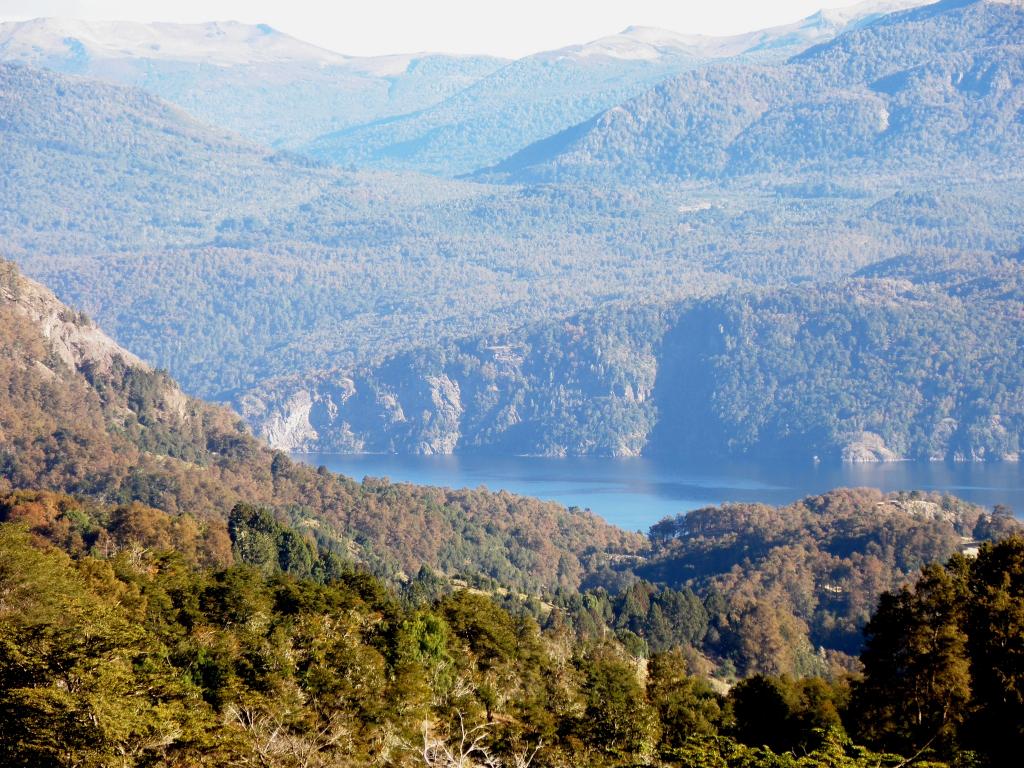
{"left": 1, "top": 237, "right": 1023, "bottom": 766}
{"left": 0, "top": 513, "right": 1022, "bottom": 767}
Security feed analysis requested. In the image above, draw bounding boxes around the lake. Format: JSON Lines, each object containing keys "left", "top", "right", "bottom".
{"left": 293, "top": 453, "right": 1024, "bottom": 532}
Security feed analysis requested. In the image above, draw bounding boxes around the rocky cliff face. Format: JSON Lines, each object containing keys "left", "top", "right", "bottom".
{"left": 243, "top": 269, "right": 1023, "bottom": 463}
{"left": 0, "top": 260, "right": 191, "bottom": 423}
{"left": 241, "top": 307, "right": 666, "bottom": 457}
{"left": 2, "top": 260, "right": 143, "bottom": 375}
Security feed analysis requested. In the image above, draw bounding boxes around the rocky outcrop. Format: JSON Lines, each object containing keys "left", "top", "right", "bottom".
{"left": 0, "top": 260, "right": 191, "bottom": 423}
{"left": 242, "top": 309, "right": 665, "bottom": 457}
{"left": 417, "top": 375, "right": 463, "bottom": 455}
{"left": 253, "top": 390, "right": 320, "bottom": 452}
{"left": 840, "top": 432, "right": 903, "bottom": 463}
{"left": 1, "top": 260, "right": 145, "bottom": 375}
{"left": 928, "top": 417, "right": 959, "bottom": 461}
{"left": 875, "top": 496, "right": 958, "bottom": 525}
{"left": 241, "top": 278, "right": 1023, "bottom": 463}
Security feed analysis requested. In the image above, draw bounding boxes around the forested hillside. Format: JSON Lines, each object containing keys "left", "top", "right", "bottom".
{"left": 0, "top": 18, "right": 507, "bottom": 148}
{"left": 302, "top": 3, "right": 906, "bottom": 177}
{"left": 3, "top": 2, "right": 1024, "bottom": 765}
{"left": 247, "top": 254, "right": 1023, "bottom": 461}
{"left": 2, "top": 1, "right": 1023, "bottom": 462}
{"left": 0, "top": 62, "right": 734, "bottom": 398}
{"left": 630, "top": 488, "right": 1020, "bottom": 667}
{"left": 2, "top": 256, "right": 1018, "bottom": 677}
{"left": 0, "top": 4, "right": 918, "bottom": 176}
{"left": 1, "top": 498, "right": 1021, "bottom": 766}
{"left": 0, "top": 259, "right": 641, "bottom": 591}
{"left": 484, "top": 0, "right": 1024, "bottom": 183}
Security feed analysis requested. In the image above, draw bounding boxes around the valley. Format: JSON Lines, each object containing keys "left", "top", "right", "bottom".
{"left": 1, "top": 2, "right": 1021, "bottom": 465}
{"left": 1, "top": 2, "right": 1024, "bottom": 764}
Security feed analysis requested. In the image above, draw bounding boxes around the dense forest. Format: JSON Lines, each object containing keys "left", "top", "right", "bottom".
{"left": 247, "top": 254, "right": 1023, "bottom": 461}
{"left": 486, "top": 0, "right": 1024, "bottom": 184}
{"left": 2, "top": 235, "right": 1024, "bottom": 766}
{"left": 3, "top": 254, "right": 1021, "bottom": 679}
{"left": 3, "top": 2, "right": 1023, "bottom": 421}
{"left": 0, "top": 259, "right": 641, "bottom": 592}
{"left": 2, "top": 3, "right": 1023, "bottom": 765}
{"left": 1, "top": 500, "right": 1022, "bottom": 767}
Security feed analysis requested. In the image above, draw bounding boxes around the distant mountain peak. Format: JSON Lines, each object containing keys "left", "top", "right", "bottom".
{"left": 0, "top": 17, "right": 350, "bottom": 67}
{"left": 538, "top": 0, "right": 927, "bottom": 63}
{"left": 480, "top": 0, "right": 1024, "bottom": 184}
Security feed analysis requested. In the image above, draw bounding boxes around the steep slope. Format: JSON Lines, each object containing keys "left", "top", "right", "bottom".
{"left": 4, "top": 36, "right": 1023, "bottom": 442}
{"left": 0, "top": 62, "right": 707, "bottom": 399}
{"left": 484, "top": 0, "right": 1024, "bottom": 183}
{"left": 245, "top": 254, "right": 1024, "bottom": 462}
{"left": 0, "top": 258, "right": 643, "bottom": 589}
{"left": 304, "top": 1, "right": 923, "bottom": 176}
{"left": 0, "top": 18, "right": 506, "bottom": 147}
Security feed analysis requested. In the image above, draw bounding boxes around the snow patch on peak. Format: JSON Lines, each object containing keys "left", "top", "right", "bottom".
{"left": 0, "top": 17, "right": 502, "bottom": 77}
{"left": 0, "top": 17, "right": 350, "bottom": 67}
{"left": 813, "top": 0, "right": 926, "bottom": 27}
{"left": 536, "top": 0, "right": 929, "bottom": 63}
{"left": 542, "top": 26, "right": 708, "bottom": 62}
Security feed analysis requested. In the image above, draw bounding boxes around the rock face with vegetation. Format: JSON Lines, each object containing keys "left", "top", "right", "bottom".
{"left": 0, "top": 258, "right": 642, "bottom": 592}
{"left": 247, "top": 256, "right": 1023, "bottom": 461}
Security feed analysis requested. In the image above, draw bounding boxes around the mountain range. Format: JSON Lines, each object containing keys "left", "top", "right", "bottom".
{"left": 303, "top": 0, "right": 922, "bottom": 175}
{"left": 0, "top": 0, "right": 1021, "bottom": 461}
{"left": 0, "top": 17, "right": 505, "bottom": 148}
{"left": 483, "top": 0, "right": 1024, "bottom": 183}
{"left": 2, "top": 4, "right": 1024, "bottom": 763}
{"left": 1, "top": 1, "right": 920, "bottom": 172}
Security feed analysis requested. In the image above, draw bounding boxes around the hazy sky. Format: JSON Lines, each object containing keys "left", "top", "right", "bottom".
{"left": 0, "top": 0, "right": 905, "bottom": 57}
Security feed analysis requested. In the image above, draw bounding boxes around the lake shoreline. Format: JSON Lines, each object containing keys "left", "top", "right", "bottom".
{"left": 293, "top": 452, "right": 1024, "bottom": 531}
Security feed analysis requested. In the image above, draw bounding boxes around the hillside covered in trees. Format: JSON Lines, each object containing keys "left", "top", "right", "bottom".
{"left": 0, "top": 17, "right": 507, "bottom": 149}
{"left": 0, "top": 8, "right": 913, "bottom": 176}
{"left": 246, "top": 253, "right": 1023, "bottom": 462}
{"left": 3, "top": 0, "right": 1023, "bottom": 460}
{"left": 1, "top": 499, "right": 1022, "bottom": 767}
{"left": 2, "top": 3, "right": 1024, "bottom": 765}
{"left": 1, "top": 257, "right": 1023, "bottom": 765}
{"left": 0, "top": 258, "right": 641, "bottom": 592}
{"left": 484, "top": 0, "right": 1024, "bottom": 184}
{"left": 3, "top": 255, "right": 1019, "bottom": 673}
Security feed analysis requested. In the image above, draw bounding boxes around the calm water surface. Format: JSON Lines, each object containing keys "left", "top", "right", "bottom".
{"left": 293, "top": 453, "right": 1024, "bottom": 532}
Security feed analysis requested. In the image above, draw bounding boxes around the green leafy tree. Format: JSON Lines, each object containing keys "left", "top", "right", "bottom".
{"left": 852, "top": 560, "right": 972, "bottom": 758}
{"left": 965, "top": 537, "right": 1024, "bottom": 763}
{"left": 0, "top": 526, "right": 207, "bottom": 766}
{"left": 647, "top": 649, "right": 723, "bottom": 750}
{"left": 578, "top": 649, "right": 659, "bottom": 762}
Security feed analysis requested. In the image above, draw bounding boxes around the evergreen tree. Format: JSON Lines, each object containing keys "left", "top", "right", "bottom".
{"left": 965, "top": 537, "right": 1024, "bottom": 763}
{"left": 852, "top": 559, "right": 972, "bottom": 758}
